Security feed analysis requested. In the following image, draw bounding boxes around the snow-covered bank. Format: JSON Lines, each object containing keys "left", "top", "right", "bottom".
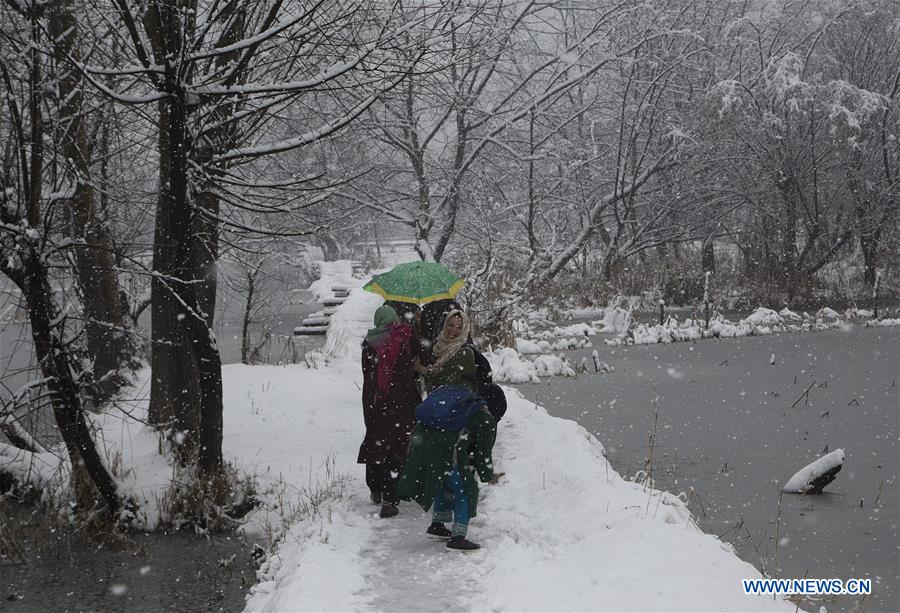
{"left": 514, "top": 305, "right": 900, "bottom": 351}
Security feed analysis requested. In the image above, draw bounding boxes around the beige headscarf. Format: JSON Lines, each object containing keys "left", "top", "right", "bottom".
{"left": 432, "top": 309, "right": 471, "bottom": 368}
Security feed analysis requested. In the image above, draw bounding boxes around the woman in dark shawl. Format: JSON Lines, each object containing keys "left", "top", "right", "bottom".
{"left": 358, "top": 304, "right": 427, "bottom": 518}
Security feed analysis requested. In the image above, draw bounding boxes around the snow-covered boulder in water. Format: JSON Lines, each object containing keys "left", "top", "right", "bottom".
{"left": 782, "top": 449, "right": 844, "bottom": 494}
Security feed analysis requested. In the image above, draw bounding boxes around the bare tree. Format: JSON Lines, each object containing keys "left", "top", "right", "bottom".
{"left": 75, "top": 0, "right": 451, "bottom": 479}
{"left": 0, "top": 24, "right": 122, "bottom": 513}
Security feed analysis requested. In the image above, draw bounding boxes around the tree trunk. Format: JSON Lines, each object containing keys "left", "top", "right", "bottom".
{"left": 149, "top": 96, "right": 201, "bottom": 455}
{"left": 527, "top": 110, "right": 537, "bottom": 263}
{"left": 241, "top": 272, "right": 255, "bottom": 364}
{"left": 48, "top": 0, "right": 133, "bottom": 398}
{"left": 22, "top": 251, "right": 121, "bottom": 515}
{"left": 701, "top": 234, "right": 715, "bottom": 274}
{"left": 1, "top": 23, "right": 118, "bottom": 515}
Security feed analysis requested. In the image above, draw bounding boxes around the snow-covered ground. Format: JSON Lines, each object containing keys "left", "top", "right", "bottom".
{"left": 2, "top": 261, "right": 799, "bottom": 611}
{"left": 239, "top": 263, "right": 792, "bottom": 612}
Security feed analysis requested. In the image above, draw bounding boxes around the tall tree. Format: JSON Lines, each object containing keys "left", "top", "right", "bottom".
{"left": 0, "top": 10, "right": 123, "bottom": 513}
{"left": 79, "top": 0, "right": 449, "bottom": 477}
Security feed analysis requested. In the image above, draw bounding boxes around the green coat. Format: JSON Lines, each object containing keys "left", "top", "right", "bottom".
{"left": 425, "top": 346, "right": 476, "bottom": 392}
{"left": 397, "top": 407, "right": 497, "bottom": 517}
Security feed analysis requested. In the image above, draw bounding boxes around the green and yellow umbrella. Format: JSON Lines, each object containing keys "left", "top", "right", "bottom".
{"left": 363, "top": 261, "right": 464, "bottom": 305}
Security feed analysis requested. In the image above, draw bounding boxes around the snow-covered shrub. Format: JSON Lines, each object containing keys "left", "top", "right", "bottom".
{"left": 778, "top": 308, "right": 802, "bottom": 321}
{"left": 515, "top": 338, "right": 546, "bottom": 354}
{"left": 816, "top": 307, "right": 841, "bottom": 321}
{"left": 485, "top": 348, "right": 540, "bottom": 384}
{"left": 158, "top": 462, "right": 258, "bottom": 533}
{"left": 532, "top": 354, "right": 576, "bottom": 377}
{"left": 740, "top": 307, "right": 784, "bottom": 327}
{"left": 594, "top": 307, "right": 631, "bottom": 335}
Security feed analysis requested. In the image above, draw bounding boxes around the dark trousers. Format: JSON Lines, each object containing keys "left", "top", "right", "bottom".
{"left": 366, "top": 459, "right": 403, "bottom": 505}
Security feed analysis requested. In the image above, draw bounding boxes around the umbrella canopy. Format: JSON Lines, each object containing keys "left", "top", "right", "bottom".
{"left": 363, "top": 261, "right": 464, "bottom": 305}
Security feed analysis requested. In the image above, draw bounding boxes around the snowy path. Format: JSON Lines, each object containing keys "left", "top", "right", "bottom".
{"left": 358, "top": 505, "right": 473, "bottom": 612}
{"left": 243, "top": 380, "right": 792, "bottom": 612}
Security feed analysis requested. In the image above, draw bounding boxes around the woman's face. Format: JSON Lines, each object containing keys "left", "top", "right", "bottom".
{"left": 445, "top": 315, "right": 463, "bottom": 340}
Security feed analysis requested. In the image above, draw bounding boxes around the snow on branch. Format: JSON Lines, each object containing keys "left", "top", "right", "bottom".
{"left": 191, "top": 49, "right": 371, "bottom": 97}
{"left": 214, "top": 71, "right": 410, "bottom": 163}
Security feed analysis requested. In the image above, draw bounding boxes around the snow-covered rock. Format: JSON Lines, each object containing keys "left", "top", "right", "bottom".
{"left": 782, "top": 449, "right": 845, "bottom": 494}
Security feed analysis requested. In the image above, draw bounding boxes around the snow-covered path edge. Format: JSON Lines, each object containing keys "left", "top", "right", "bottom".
{"left": 243, "top": 262, "right": 791, "bottom": 612}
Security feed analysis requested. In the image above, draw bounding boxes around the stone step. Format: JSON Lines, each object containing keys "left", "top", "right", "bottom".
{"left": 294, "top": 326, "right": 327, "bottom": 336}
{"left": 322, "top": 298, "right": 346, "bottom": 307}
{"left": 323, "top": 307, "right": 338, "bottom": 316}
{"left": 300, "top": 317, "right": 329, "bottom": 327}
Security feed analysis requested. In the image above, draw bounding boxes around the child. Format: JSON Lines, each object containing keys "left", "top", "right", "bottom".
{"left": 397, "top": 402, "right": 503, "bottom": 550}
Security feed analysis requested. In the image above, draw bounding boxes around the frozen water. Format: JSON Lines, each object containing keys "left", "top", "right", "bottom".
{"left": 513, "top": 326, "right": 899, "bottom": 612}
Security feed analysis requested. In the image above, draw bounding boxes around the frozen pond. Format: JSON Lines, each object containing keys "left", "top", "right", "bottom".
{"left": 513, "top": 326, "right": 899, "bottom": 612}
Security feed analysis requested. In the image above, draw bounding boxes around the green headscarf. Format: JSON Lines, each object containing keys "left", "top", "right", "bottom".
{"left": 365, "top": 304, "right": 400, "bottom": 344}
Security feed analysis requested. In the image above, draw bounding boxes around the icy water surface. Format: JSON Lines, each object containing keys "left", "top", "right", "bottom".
{"left": 1, "top": 502, "right": 256, "bottom": 612}
{"left": 513, "top": 326, "right": 899, "bottom": 612}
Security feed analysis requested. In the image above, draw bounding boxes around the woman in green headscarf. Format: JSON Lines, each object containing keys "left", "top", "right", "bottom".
{"left": 358, "top": 304, "right": 427, "bottom": 518}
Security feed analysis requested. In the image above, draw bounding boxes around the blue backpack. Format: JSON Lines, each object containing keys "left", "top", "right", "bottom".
{"left": 415, "top": 385, "right": 484, "bottom": 431}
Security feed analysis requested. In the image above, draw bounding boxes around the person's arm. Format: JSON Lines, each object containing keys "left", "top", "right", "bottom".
{"left": 471, "top": 410, "right": 498, "bottom": 482}
{"left": 459, "top": 346, "right": 476, "bottom": 379}
{"left": 412, "top": 330, "right": 435, "bottom": 365}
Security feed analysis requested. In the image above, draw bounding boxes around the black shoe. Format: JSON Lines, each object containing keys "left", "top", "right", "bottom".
{"left": 379, "top": 503, "right": 399, "bottom": 518}
{"left": 370, "top": 491, "right": 382, "bottom": 505}
{"left": 446, "top": 536, "right": 480, "bottom": 551}
{"left": 426, "top": 522, "right": 452, "bottom": 538}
